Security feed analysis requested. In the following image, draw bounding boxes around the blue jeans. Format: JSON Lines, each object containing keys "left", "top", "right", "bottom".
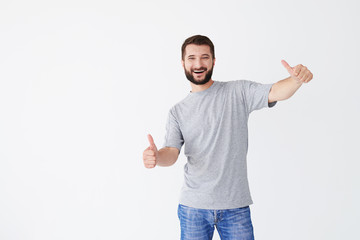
{"left": 178, "top": 204, "right": 254, "bottom": 240}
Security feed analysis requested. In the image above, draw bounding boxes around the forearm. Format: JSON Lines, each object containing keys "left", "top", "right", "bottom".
{"left": 270, "top": 76, "right": 302, "bottom": 102}
{"left": 157, "top": 147, "right": 179, "bottom": 167}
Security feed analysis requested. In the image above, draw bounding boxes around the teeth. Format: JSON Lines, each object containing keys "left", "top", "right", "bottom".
{"left": 194, "top": 70, "right": 205, "bottom": 73}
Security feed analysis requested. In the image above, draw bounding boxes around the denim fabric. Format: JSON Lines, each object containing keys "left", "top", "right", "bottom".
{"left": 178, "top": 204, "right": 254, "bottom": 240}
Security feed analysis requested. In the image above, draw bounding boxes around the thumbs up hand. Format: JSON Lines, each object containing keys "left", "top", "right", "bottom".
{"left": 281, "top": 60, "right": 313, "bottom": 84}
{"left": 143, "top": 134, "right": 159, "bottom": 169}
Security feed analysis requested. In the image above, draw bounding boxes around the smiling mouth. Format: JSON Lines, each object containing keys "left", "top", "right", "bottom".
{"left": 193, "top": 69, "right": 206, "bottom": 74}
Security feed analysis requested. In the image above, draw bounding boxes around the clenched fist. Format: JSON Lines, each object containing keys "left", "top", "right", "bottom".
{"left": 143, "top": 134, "right": 158, "bottom": 169}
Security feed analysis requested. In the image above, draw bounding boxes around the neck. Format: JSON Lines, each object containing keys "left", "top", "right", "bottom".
{"left": 190, "top": 79, "right": 214, "bottom": 93}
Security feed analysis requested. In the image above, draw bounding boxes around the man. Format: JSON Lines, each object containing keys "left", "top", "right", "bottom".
{"left": 142, "top": 35, "right": 313, "bottom": 240}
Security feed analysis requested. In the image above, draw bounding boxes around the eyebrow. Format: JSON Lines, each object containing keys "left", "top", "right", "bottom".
{"left": 187, "top": 54, "right": 210, "bottom": 58}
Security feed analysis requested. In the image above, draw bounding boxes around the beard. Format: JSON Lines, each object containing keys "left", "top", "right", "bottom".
{"left": 184, "top": 66, "right": 213, "bottom": 85}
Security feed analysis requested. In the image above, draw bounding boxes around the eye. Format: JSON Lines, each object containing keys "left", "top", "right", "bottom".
{"left": 202, "top": 56, "right": 210, "bottom": 60}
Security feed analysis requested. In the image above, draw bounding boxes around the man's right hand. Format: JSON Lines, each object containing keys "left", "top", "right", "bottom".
{"left": 143, "top": 134, "right": 158, "bottom": 169}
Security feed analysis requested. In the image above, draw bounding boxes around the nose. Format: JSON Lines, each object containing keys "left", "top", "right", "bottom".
{"left": 193, "top": 58, "right": 202, "bottom": 69}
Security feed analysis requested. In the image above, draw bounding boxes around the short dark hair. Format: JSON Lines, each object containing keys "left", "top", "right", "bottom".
{"left": 181, "top": 35, "right": 215, "bottom": 60}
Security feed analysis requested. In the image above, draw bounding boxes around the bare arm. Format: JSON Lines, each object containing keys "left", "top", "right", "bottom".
{"left": 143, "top": 134, "right": 180, "bottom": 168}
{"left": 269, "top": 76, "right": 302, "bottom": 102}
{"left": 156, "top": 147, "right": 180, "bottom": 167}
{"left": 269, "top": 60, "right": 313, "bottom": 102}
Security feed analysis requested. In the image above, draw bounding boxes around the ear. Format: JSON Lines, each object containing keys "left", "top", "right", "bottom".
{"left": 181, "top": 59, "right": 185, "bottom": 68}
{"left": 213, "top": 58, "right": 216, "bottom": 66}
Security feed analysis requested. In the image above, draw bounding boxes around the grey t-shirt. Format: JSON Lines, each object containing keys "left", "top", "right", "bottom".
{"left": 163, "top": 80, "right": 276, "bottom": 210}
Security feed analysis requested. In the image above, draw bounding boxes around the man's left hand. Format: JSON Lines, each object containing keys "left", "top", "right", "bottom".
{"left": 281, "top": 60, "right": 313, "bottom": 84}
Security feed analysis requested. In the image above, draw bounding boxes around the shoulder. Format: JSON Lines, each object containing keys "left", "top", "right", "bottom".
{"left": 168, "top": 97, "right": 188, "bottom": 119}
{"left": 168, "top": 91, "right": 191, "bottom": 110}
{"left": 217, "top": 80, "right": 250, "bottom": 92}
{"left": 221, "top": 80, "right": 251, "bottom": 86}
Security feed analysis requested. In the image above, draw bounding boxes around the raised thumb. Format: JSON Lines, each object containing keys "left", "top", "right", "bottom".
{"left": 147, "top": 134, "right": 156, "bottom": 150}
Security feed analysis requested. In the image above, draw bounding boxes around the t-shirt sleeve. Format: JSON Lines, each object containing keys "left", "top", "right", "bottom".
{"left": 162, "top": 107, "right": 184, "bottom": 152}
{"left": 240, "top": 80, "right": 277, "bottom": 114}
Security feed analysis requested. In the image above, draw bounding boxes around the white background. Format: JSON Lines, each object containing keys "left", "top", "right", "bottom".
{"left": 1, "top": 0, "right": 359, "bottom": 239}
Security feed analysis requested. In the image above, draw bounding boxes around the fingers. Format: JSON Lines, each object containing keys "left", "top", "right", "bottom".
{"left": 296, "top": 65, "right": 306, "bottom": 79}
{"left": 143, "top": 153, "right": 157, "bottom": 168}
{"left": 144, "top": 163, "right": 156, "bottom": 169}
{"left": 293, "top": 64, "right": 313, "bottom": 83}
{"left": 304, "top": 72, "right": 313, "bottom": 83}
{"left": 147, "top": 134, "right": 156, "bottom": 150}
{"left": 143, "top": 147, "right": 156, "bottom": 158}
{"left": 143, "top": 143, "right": 157, "bottom": 169}
{"left": 300, "top": 72, "right": 310, "bottom": 82}
{"left": 293, "top": 64, "right": 302, "bottom": 77}
{"left": 143, "top": 156, "right": 156, "bottom": 168}
{"left": 144, "top": 159, "right": 156, "bottom": 165}
{"left": 281, "top": 60, "right": 294, "bottom": 75}
{"left": 283, "top": 60, "right": 314, "bottom": 84}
